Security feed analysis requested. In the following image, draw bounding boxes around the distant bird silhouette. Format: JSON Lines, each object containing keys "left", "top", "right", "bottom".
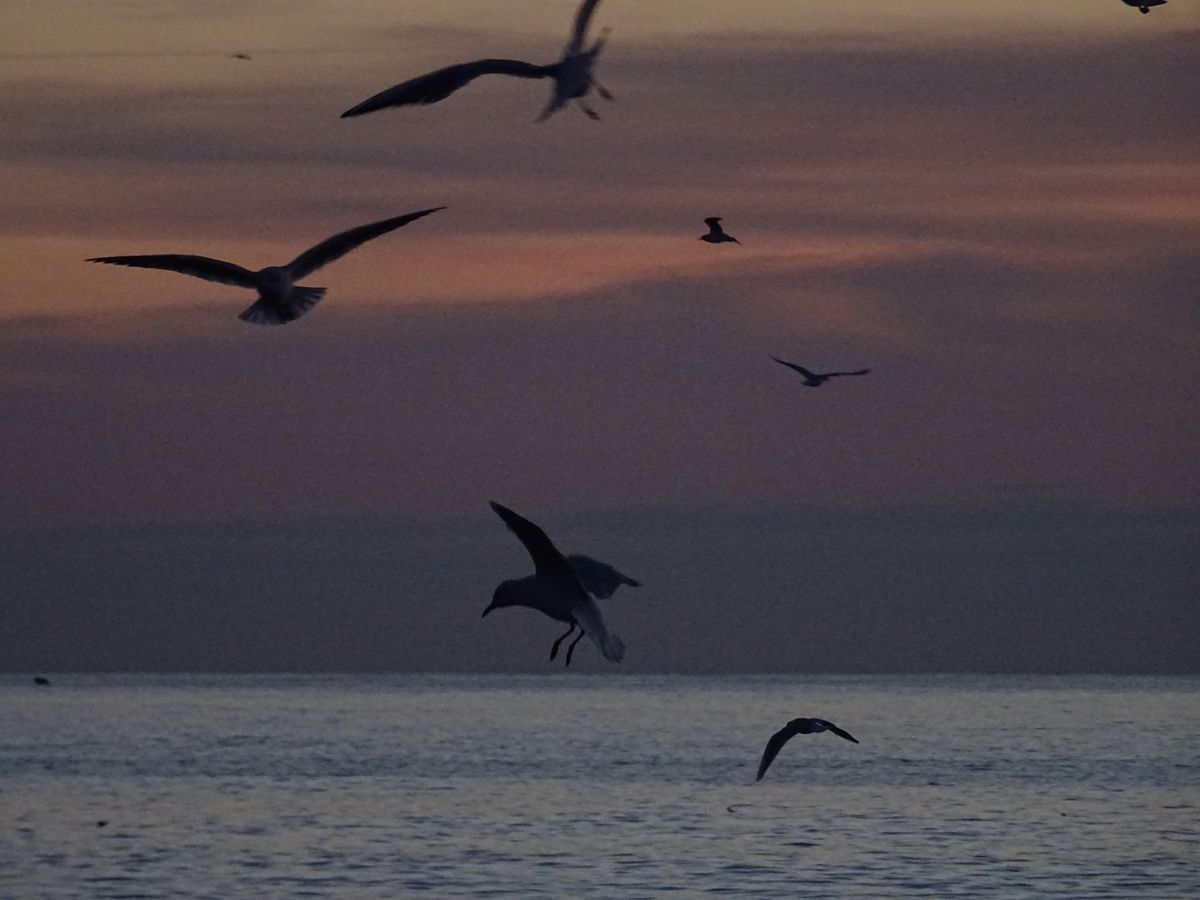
{"left": 699, "top": 217, "right": 740, "bottom": 244}
{"left": 342, "top": 0, "right": 613, "bottom": 122}
{"left": 484, "top": 502, "right": 626, "bottom": 667}
{"left": 543, "top": 554, "right": 640, "bottom": 662}
{"left": 230, "top": 52, "right": 252, "bottom": 61}
{"left": 1122, "top": 0, "right": 1166, "bottom": 12}
{"left": 756, "top": 718, "right": 859, "bottom": 781}
{"left": 771, "top": 356, "right": 871, "bottom": 387}
{"left": 88, "top": 208, "right": 443, "bottom": 325}
{"left": 33, "top": 676, "right": 51, "bottom": 686}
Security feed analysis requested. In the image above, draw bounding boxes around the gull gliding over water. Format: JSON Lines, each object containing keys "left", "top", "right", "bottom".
{"left": 88, "top": 208, "right": 444, "bottom": 325}
{"left": 484, "top": 502, "right": 626, "bottom": 667}
{"left": 756, "top": 718, "right": 860, "bottom": 781}
{"left": 341, "top": 0, "right": 612, "bottom": 122}
{"left": 700, "top": 217, "right": 740, "bottom": 244}
{"left": 772, "top": 356, "right": 871, "bottom": 388}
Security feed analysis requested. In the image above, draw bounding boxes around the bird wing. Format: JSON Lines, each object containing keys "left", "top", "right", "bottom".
{"left": 771, "top": 357, "right": 816, "bottom": 380}
{"left": 489, "top": 501, "right": 582, "bottom": 584}
{"left": 820, "top": 721, "right": 860, "bottom": 743}
{"left": 341, "top": 59, "right": 557, "bottom": 117}
{"left": 824, "top": 369, "right": 871, "bottom": 378}
{"left": 566, "top": 0, "right": 603, "bottom": 55}
{"left": 87, "top": 254, "right": 258, "bottom": 288}
{"left": 703, "top": 216, "right": 723, "bottom": 229}
{"left": 570, "top": 594, "right": 625, "bottom": 662}
{"left": 756, "top": 723, "right": 800, "bottom": 781}
{"left": 566, "top": 554, "right": 640, "bottom": 599}
{"left": 285, "top": 207, "right": 444, "bottom": 279}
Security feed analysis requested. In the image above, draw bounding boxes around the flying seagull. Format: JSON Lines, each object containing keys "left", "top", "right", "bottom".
{"left": 33, "top": 676, "right": 51, "bottom": 686}
{"left": 1122, "top": 0, "right": 1166, "bottom": 12}
{"left": 756, "top": 717, "right": 860, "bottom": 781}
{"left": 772, "top": 356, "right": 871, "bottom": 388}
{"left": 88, "top": 207, "right": 444, "bottom": 325}
{"left": 342, "top": 0, "right": 613, "bottom": 122}
{"left": 700, "top": 217, "right": 740, "bottom": 244}
{"left": 543, "top": 554, "right": 640, "bottom": 661}
{"left": 484, "top": 502, "right": 626, "bottom": 667}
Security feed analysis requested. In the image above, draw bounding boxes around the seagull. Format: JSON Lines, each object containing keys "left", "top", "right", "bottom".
{"left": 33, "top": 676, "right": 51, "bottom": 686}
{"left": 756, "top": 718, "right": 860, "bottom": 781}
{"left": 342, "top": 0, "right": 613, "bottom": 122}
{"left": 543, "top": 554, "right": 640, "bottom": 662}
{"left": 88, "top": 208, "right": 444, "bottom": 325}
{"left": 1121, "top": 0, "right": 1166, "bottom": 12}
{"left": 484, "top": 502, "right": 626, "bottom": 667}
{"left": 700, "top": 217, "right": 740, "bottom": 244}
{"left": 230, "top": 52, "right": 252, "bottom": 61}
{"left": 771, "top": 356, "right": 871, "bottom": 387}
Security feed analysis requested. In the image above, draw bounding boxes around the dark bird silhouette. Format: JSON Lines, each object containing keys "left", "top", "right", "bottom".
{"left": 771, "top": 356, "right": 871, "bottom": 387}
{"left": 699, "top": 217, "right": 740, "bottom": 244}
{"left": 342, "top": 0, "right": 613, "bottom": 122}
{"left": 544, "top": 554, "right": 640, "bottom": 662}
{"left": 756, "top": 718, "right": 860, "bottom": 781}
{"left": 33, "top": 676, "right": 51, "bottom": 686}
{"left": 483, "top": 502, "right": 625, "bottom": 667}
{"left": 230, "top": 52, "right": 252, "bottom": 61}
{"left": 88, "top": 207, "right": 443, "bottom": 325}
{"left": 1122, "top": 0, "right": 1166, "bottom": 12}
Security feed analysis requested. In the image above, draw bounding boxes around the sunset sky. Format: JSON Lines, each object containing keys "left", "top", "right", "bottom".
{"left": 2, "top": 1, "right": 1197, "bottom": 672}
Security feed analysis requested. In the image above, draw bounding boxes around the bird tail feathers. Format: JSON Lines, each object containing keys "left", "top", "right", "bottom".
{"left": 238, "top": 286, "right": 325, "bottom": 325}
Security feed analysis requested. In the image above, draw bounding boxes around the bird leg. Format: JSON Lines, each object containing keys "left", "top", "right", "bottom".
{"left": 549, "top": 623, "right": 576, "bottom": 661}
{"left": 592, "top": 78, "right": 614, "bottom": 101}
{"left": 576, "top": 99, "right": 600, "bottom": 120}
{"left": 563, "top": 629, "right": 587, "bottom": 667}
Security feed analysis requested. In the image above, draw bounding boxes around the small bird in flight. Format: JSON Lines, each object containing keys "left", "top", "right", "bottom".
{"left": 484, "top": 502, "right": 626, "bottom": 667}
{"left": 699, "top": 217, "right": 740, "bottom": 245}
{"left": 1122, "top": 0, "right": 1166, "bottom": 13}
{"left": 756, "top": 718, "right": 860, "bottom": 781}
{"left": 88, "top": 207, "right": 444, "bottom": 325}
{"left": 771, "top": 356, "right": 871, "bottom": 387}
{"left": 342, "top": 0, "right": 613, "bottom": 122}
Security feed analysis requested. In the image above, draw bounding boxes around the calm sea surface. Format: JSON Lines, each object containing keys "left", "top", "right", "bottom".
{"left": 1, "top": 674, "right": 1197, "bottom": 898}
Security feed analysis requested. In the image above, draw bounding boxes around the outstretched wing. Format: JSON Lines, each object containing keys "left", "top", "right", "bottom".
{"left": 341, "top": 59, "right": 556, "bottom": 117}
{"left": 703, "top": 217, "right": 722, "bottom": 228}
{"left": 771, "top": 357, "right": 816, "bottom": 380}
{"left": 822, "top": 721, "right": 860, "bottom": 744}
{"left": 566, "top": 0, "right": 603, "bottom": 55}
{"left": 87, "top": 254, "right": 258, "bottom": 289}
{"left": 570, "top": 595, "right": 625, "bottom": 662}
{"left": 567, "top": 554, "right": 640, "bottom": 599}
{"left": 825, "top": 369, "right": 871, "bottom": 379}
{"left": 489, "top": 501, "right": 579, "bottom": 581}
{"left": 756, "top": 724, "right": 799, "bottom": 781}
{"left": 286, "top": 207, "right": 444, "bottom": 279}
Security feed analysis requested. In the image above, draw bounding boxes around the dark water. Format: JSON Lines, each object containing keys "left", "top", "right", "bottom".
{"left": 2, "top": 674, "right": 1197, "bottom": 897}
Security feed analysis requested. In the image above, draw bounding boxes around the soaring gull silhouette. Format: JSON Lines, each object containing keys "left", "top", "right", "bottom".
{"left": 756, "top": 718, "right": 860, "bottom": 781}
{"left": 88, "top": 208, "right": 444, "bottom": 325}
{"left": 772, "top": 356, "right": 871, "bottom": 388}
{"left": 699, "top": 217, "right": 740, "bottom": 244}
{"left": 342, "top": 0, "right": 613, "bottom": 122}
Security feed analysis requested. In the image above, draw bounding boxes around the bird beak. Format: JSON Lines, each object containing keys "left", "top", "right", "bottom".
{"left": 481, "top": 602, "right": 496, "bottom": 619}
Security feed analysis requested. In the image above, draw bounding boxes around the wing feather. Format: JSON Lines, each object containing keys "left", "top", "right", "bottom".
{"left": 567, "top": 554, "right": 640, "bottom": 599}
{"left": 286, "top": 207, "right": 444, "bottom": 278}
{"left": 570, "top": 595, "right": 625, "bottom": 662}
{"left": 756, "top": 724, "right": 798, "bottom": 781}
{"left": 771, "top": 357, "right": 816, "bottom": 380}
{"left": 341, "top": 59, "right": 556, "bottom": 117}
{"left": 490, "top": 501, "right": 578, "bottom": 586}
{"left": 825, "top": 369, "right": 871, "bottom": 378}
{"left": 87, "top": 254, "right": 258, "bottom": 288}
{"left": 567, "top": 0, "right": 603, "bottom": 54}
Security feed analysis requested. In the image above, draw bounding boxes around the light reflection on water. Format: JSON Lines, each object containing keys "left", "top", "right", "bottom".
{"left": 2, "top": 674, "right": 1197, "bottom": 897}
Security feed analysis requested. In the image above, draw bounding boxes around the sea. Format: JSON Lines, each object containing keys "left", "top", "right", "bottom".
{"left": 1, "top": 674, "right": 1197, "bottom": 898}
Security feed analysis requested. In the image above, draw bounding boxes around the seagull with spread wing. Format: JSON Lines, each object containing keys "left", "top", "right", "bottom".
{"left": 771, "top": 356, "right": 871, "bottom": 388}
{"left": 541, "top": 554, "right": 640, "bottom": 662}
{"left": 699, "top": 217, "right": 740, "bottom": 244}
{"left": 88, "top": 208, "right": 444, "bottom": 325}
{"left": 756, "top": 718, "right": 860, "bottom": 781}
{"left": 341, "top": 0, "right": 612, "bottom": 122}
{"left": 484, "top": 502, "right": 626, "bottom": 667}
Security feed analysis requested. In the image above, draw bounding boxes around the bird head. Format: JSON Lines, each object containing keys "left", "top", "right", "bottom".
{"left": 482, "top": 581, "right": 516, "bottom": 618}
